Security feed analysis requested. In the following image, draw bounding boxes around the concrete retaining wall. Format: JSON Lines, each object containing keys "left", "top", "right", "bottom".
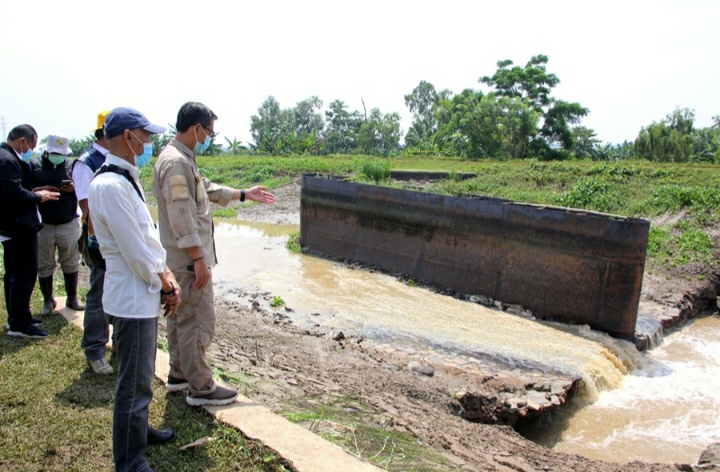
{"left": 300, "top": 175, "right": 650, "bottom": 340}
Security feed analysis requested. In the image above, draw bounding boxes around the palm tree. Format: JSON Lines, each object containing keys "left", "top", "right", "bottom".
{"left": 224, "top": 136, "right": 244, "bottom": 155}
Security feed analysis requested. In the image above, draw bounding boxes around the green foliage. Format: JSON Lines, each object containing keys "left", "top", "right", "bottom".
{"left": 358, "top": 158, "right": 391, "bottom": 183}
{"left": 286, "top": 231, "right": 302, "bottom": 253}
{"left": 212, "top": 207, "right": 237, "bottom": 218}
{"left": 323, "top": 100, "right": 364, "bottom": 154}
{"left": 149, "top": 124, "right": 176, "bottom": 157}
{"left": 646, "top": 226, "right": 672, "bottom": 259}
{"left": 480, "top": 55, "right": 559, "bottom": 110}
{"left": 649, "top": 185, "right": 720, "bottom": 224}
{"left": 224, "top": 136, "right": 246, "bottom": 155}
{"left": 635, "top": 108, "right": 696, "bottom": 162}
{"left": 648, "top": 221, "right": 715, "bottom": 266}
{"left": 69, "top": 134, "right": 94, "bottom": 156}
{"left": 592, "top": 140, "right": 635, "bottom": 161}
{"left": 250, "top": 96, "right": 325, "bottom": 155}
{"left": 480, "top": 54, "right": 588, "bottom": 154}
{"left": 555, "top": 178, "right": 619, "bottom": 213}
{"left": 674, "top": 221, "right": 714, "bottom": 264}
{"left": 270, "top": 296, "right": 285, "bottom": 307}
{"left": 403, "top": 80, "right": 452, "bottom": 150}
{"left": 571, "top": 126, "right": 600, "bottom": 159}
{"left": 357, "top": 108, "right": 401, "bottom": 156}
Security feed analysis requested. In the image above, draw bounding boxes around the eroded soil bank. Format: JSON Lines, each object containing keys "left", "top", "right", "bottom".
{"left": 163, "top": 179, "right": 719, "bottom": 471}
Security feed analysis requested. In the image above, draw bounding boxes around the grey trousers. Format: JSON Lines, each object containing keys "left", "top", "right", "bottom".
{"left": 81, "top": 264, "right": 109, "bottom": 361}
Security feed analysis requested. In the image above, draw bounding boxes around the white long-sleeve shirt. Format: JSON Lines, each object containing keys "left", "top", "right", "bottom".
{"left": 88, "top": 154, "right": 166, "bottom": 318}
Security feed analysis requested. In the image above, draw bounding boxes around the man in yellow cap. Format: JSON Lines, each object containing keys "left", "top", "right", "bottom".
{"left": 73, "top": 110, "right": 113, "bottom": 375}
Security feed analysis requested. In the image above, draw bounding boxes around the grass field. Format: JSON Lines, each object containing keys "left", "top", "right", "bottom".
{"left": 0, "top": 246, "right": 289, "bottom": 471}
{"left": 141, "top": 155, "right": 720, "bottom": 269}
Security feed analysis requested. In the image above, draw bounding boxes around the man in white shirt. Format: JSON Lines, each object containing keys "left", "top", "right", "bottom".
{"left": 88, "top": 107, "right": 180, "bottom": 472}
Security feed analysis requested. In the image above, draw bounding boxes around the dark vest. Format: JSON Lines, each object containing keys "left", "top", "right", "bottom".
{"left": 30, "top": 155, "right": 78, "bottom": 225}
{"left": 74, "top": 146, "right": 106, "bottom": 173}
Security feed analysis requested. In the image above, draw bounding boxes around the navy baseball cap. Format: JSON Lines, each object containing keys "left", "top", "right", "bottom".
{"left": 104, "top": 107, "right": 166, "bottom": 139}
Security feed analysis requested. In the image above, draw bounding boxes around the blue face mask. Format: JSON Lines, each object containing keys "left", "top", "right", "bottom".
{"left": 194, "top": 128, "right": 211, "bottom": 153}
{"left": 130, "top": 132, "right": 153, "bottom": 167}
{"left": 20, "top": 141, "right": 34, "bottom": 161}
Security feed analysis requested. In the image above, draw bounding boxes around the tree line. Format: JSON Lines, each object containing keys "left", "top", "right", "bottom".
{"left": 69, "top": 55, "right": 720, "bottom": 163}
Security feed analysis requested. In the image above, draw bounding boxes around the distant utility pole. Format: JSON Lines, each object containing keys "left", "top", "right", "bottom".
{"left": 0, "top": 116, "right": 6, "bottom": 138}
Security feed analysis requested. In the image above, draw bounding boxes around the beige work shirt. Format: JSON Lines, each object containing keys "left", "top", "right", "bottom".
{"left": 153, "top": 139, "right": 234, "bottom": 271}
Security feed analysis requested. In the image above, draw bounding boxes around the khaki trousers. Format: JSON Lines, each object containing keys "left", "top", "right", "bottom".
{"left": 37, "top": 219, "right": 81, "bottom": 278}
{"left": 167, "top": 267, "right": 216, "bottom": 396}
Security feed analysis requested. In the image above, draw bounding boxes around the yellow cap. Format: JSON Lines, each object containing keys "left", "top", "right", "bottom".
{"left": 96, "top": 110, "right": 111, "bottom": 130}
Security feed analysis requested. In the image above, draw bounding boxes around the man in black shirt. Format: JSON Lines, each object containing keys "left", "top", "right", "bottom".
{"left": 30, "top": 133, "right": 85, "bottom": 315}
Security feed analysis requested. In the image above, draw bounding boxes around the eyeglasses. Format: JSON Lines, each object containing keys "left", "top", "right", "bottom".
{"left": 202, "top": 125, "right": 217, "bottom": 139}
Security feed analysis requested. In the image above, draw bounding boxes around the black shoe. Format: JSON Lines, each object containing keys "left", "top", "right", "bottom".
{"left": 32, "top": 318, "right": 43, "bottom": 326}
{"left": 186, "top": 385, "right": 238, "bottom": 406}
{"left": 166, "top": 375, "right": 189, "bottom": 392}
{"left": 147, "top": 427, "right": 176, "bottom": 446}
{"left": 7, "top": 325, "right": 49, "bottom": 339}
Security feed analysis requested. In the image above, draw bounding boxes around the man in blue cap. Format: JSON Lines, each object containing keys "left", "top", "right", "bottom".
{"left": 88, "top": 107, "right": 180, "bottom": 472}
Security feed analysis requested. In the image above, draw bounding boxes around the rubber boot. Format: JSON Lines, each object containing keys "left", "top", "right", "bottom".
{"left": 64, "top": 272, "right": 86, "bottom": 311}
{"left": 38, "top": 276, "right": 56, "bottom": 316}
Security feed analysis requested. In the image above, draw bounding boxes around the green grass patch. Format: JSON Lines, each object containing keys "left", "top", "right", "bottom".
{"left": 286, "top": 231, "right": 302, "bottom": 253}
{"left": 357, "top": 158, "right": 391, "bottom": 184}
{"left": 270, "top": 296, "right": 285, "bottom": 308}
{"left": 0, "top": 315, "right": 289, "bottom": 471}
{"left": 279, "top": 395, "right": 450, "bottom": 470}
{"left": 212, "top": 207, "right": 237, "bottom": 219}
{"left": 555, "top": 178, "right": 620, "bottom": 213}
{"left": 647, "top": 221, "right": 715, "bottom": 267}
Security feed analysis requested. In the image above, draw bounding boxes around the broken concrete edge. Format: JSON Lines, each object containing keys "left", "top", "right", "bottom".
{"left": 635, "top": 273, "right": 720, "bottom": 350}
{"left": 56, "top": 302, "right": 382, "bottom": 472}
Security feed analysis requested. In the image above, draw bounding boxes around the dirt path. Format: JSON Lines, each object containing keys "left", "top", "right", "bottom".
{"left": 186, "top": 179, "right": 715, "bottom": 471}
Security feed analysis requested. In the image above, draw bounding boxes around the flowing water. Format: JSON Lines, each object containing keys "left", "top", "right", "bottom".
{"left": 524, "top": 315, "right": 720, "bottom": 464}
{"left": 211, "top": 219, "right": 720, "bottom": 464}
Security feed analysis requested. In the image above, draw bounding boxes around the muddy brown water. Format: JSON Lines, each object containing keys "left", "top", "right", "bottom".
{"left": 211, "top": 219, "right": 720, "bottom": 465}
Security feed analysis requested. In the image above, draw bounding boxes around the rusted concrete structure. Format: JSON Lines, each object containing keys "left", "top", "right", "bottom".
{"left": 300, "top": 175, "right": 650, "bottom": 340}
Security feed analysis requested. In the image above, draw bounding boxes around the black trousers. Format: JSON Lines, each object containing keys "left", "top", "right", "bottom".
{"left": 2, "top": 234, "right": 38, "bottom": 331}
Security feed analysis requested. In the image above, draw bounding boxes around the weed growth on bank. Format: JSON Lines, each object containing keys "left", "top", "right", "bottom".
{"left": 280, "top": 394, "right": 450, "bottom": 470}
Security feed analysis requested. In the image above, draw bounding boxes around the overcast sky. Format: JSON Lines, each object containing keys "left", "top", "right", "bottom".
{"left": 1, "top": 0, "right": 718, "bottom": 148}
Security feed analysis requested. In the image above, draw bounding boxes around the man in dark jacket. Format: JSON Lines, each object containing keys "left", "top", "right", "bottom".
{"left": 30, "top": 133, "right": 84, "bottom": 316}
{"left": 0, "top": 125, "right": 60, "bottom": 338}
